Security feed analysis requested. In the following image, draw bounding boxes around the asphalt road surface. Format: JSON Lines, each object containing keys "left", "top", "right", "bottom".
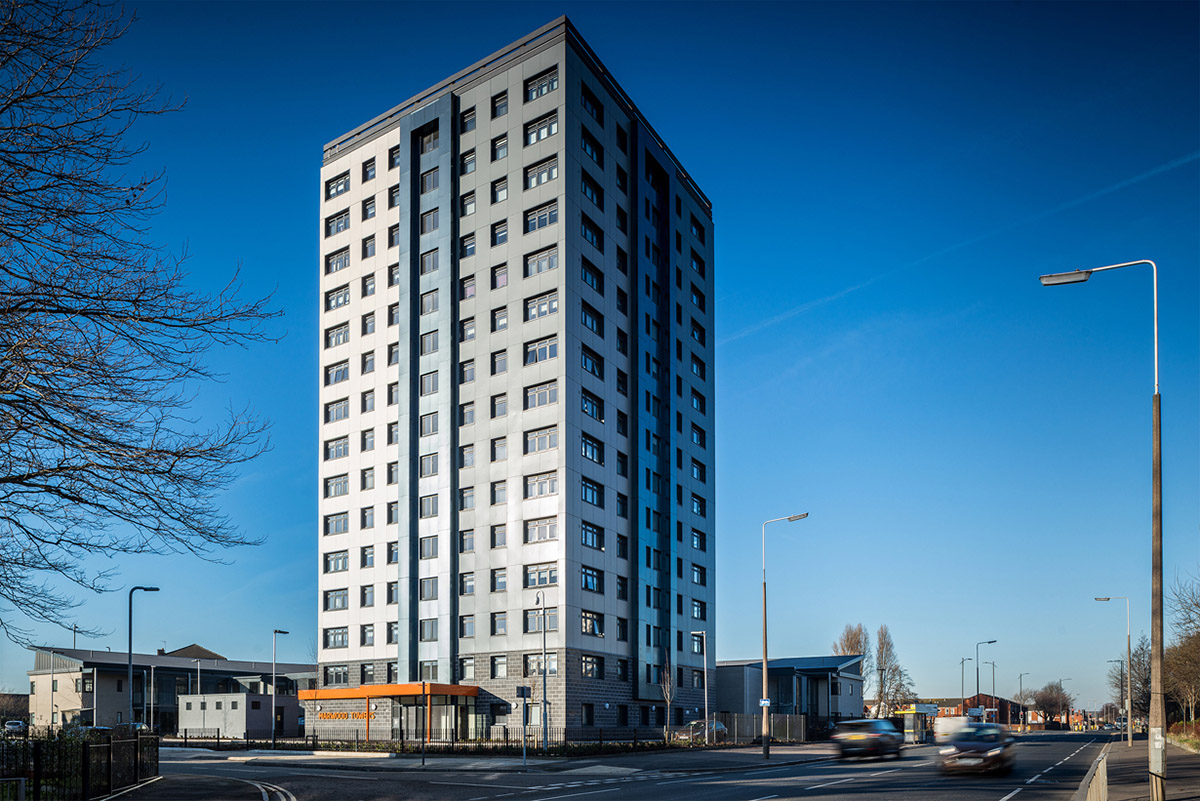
{"left": 145, "top": 732, "right": 1109, "bottom": 801}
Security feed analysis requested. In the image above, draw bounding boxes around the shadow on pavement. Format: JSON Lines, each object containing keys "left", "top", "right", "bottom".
{"left": 121, "top": 774, "right": 264, "bottom": 800}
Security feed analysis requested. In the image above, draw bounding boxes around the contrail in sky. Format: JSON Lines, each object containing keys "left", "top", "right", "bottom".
{"left": 719, "top": 151, "right": 1199, "bottom": 347}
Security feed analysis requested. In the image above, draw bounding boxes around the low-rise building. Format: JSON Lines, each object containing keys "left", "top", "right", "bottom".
{"left": 177, "top": 691, "right": 303, "bottom": 738}
{"left": 27, "top": 645, "right": 314, "bottom": 732}
{"left": 917, "top": 694, "right": 1027, "bottom": 726}
{"left": 716, "top": 656, "right": 865, "bottom": 724}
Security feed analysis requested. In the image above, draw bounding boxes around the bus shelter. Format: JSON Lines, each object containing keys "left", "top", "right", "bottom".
{"left": 894, "top": 703, "right": 939, "bottom": 744}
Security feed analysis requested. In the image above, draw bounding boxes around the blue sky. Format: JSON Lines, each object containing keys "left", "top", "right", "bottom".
{"left": 2, "top": 1, "right": 1196, "bottom": 712}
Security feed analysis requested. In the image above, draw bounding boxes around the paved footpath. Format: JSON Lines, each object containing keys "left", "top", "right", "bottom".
{"left": 157, "top": 740, "right": 840, "bottom": 774}
{"left": 1105, "top": 735, "right": 1200, "bottom": 801}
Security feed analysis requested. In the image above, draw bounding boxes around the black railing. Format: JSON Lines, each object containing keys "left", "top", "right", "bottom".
{"left": 0, "top": 732, "right": 158, "bottom": 801}
{"left": 163, "top": 720, "right": 815, "bottom": 756}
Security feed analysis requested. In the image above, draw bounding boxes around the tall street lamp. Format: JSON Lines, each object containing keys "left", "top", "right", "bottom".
{"left": 271, "top": 629, "right": 289, "bottom": 749}
{"left": 1018, "top": 673, "right": 1030, "bottom": 731}
{"left": 1059, "top": 678, "right": 1073, "bottom": 729}
{"left": 761, "top": 512, "right": 808, "bottom": 759}
{"left": 975, "top": 640, "right": 996, "bottom": 700}
{"left": 1040, "top": 259, "right": 1164, "bottom": 798}
{"left": 984, "top": 661, "right": 997, "bottom": 723}
{"left": 1096, "top": 596, "right": 1133, "bottom": 748}
{"left": 960, "top": 657, "right": 973, "bottom": 714}
{"left": 691, "top": 630, "right": 709, "bottom": 745}
{"left": 127, "top": 586, "right": 159, "bottom": 726}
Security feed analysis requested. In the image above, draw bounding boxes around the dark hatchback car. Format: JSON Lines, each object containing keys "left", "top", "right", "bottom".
{"left": 832, "top": 719, "right": 903, "bottom": 759}
{"left": 939, "top": 723, "right": 1016, "bottom": 774}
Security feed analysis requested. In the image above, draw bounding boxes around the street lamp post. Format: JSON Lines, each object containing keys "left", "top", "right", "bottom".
{"left": 272, "top": 629, "right": 289, "bottom": 749}
{"left": 535, "top": 590, "right": 549, "bottom": 752}
{"left": 691, "top": 630, "right": 709, "bottom": 745}
{"left": 1040, "top": 259, "right": 1164, "bottom": 799}
{"left": 1018, "top": 673, "right": 1030, "bottom": 731}
{"left": 984, "top": 661, "right": 996, "bottom": 723}
{"left": 1096, "top": 596, "right": 1134, "bottom": 748}
{"left": 960, "top": 657, "right": 973, "bottom": 714}
{"left": 761, "top": 512, "right": 809, "bottom": 759}
{"left": 975, "top": 640, "right": 996, "bottom": 702}
{"left": 128, "top": 586, "right": 159, "bottom": 726}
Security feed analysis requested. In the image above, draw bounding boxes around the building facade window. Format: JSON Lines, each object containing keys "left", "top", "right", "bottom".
{"left": 525, "top": 291, "right": 558, "bottom": 321}
{"left": 524, "top": 201, "right": 558, "bottom": 233}
{"left": 525, "top": 381, "right": 557, "bottom": 409}
{"left": 524, "top": 608, "right": 558, "bottom": 635}
{"left": 526, "top": 158, "right": 558, "bottom": 189}
{"left": 325, "top": 209, "right": 350, "bottom": 237}
{"left": 581, "top": 520, "right": 604, "bottom": 550}
{"left": 525, "top": 68, "right": 559, "bottom": 101}
{"left": 524, "top": 471, "right": 558, "bottom": 498}
{"left": 524, "top": 336, "right": 558, "bottom": 365}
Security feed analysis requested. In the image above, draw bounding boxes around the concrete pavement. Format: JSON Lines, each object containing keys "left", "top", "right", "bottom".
{"left": 160, "top": 740, "right": 841, "bottom": 774}
{"left": 1105, "top": 734, "right": 1200, "bottom": 801}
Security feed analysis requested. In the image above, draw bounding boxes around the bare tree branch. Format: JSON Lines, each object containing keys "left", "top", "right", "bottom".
{"left": 832, "top": 623, "right": 874, "bottom": 704}
{"left": 0, "top": 0, "right": 278, "bottom": 642}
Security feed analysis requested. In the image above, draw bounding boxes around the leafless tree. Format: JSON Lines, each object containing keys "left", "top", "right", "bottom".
{"left": 659, "top": 656, "right": 676, "bottom": 741}
{"left": 1166, "top": 632, "right": 1200, "bottom": 726}
{"left": 874, "top": 625, "right": 915, "bottom": 716}
{"left": 832, "top": 623, "right": 874, "bottom": 702}
{"left": 1131, "top": 634, "right": 1152, "bottom": 718}
{"left": 1170, "top": 570, "right": 1200, "bottom": 635}
{"left": 1033, "top": 681, "right": 1073, "bottom": 725}
{"left": 1107, "top": 657, "right": 1128, "bottom": 712}
{"left": 0, "top": 0, "right": 277, "bottom": 642}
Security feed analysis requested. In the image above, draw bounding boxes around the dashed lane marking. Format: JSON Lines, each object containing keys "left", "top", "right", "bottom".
{"left": 998, "top": 789, "right": 1023, "bottom": 801}
{"left": 805, "top": 777, "right": 855, "bottom": 790}
{"left": 530, "top": 789, "right": 620, "bottom": 801}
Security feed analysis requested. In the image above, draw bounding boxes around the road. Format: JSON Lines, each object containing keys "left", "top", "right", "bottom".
{"left": 143, "top": 732, "right": 1109, "bottom": 801}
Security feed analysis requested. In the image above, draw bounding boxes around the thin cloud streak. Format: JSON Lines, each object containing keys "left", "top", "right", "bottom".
{"left": 719, "top": 151, "right": 1200, "bottom": 347}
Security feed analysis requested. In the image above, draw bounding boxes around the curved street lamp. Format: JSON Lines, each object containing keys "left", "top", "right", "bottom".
{"left": 128, "top": 586, "right": 159, "bottom": 726}
{"left": 1095, "top": 596, "right": 1133, "bottom": 748}
{"left": 1040, "top": 259, "right": 1164, "bottom": 798}
{"left": 761, "top": 512, "right": 808, "bottom": 759}
{"left": 975, "top": 640, "right": 996, "bottom": 700}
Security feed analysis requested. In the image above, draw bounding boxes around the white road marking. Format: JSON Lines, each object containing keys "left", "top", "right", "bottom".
{"left": 998, "top": 789, "right": 1024, "bottom": 801}
{"left": 104, "top": 777, "right": 164, "bottom": 799}
{"left": 805, "top": 777, "right": 854, "bottom": 790}
{"left": 748, "top": 796, "right": 779, "bottom": 801}
{"left": 532, "top": 789, "right": 620, "bottom": 801}
{"left": 262, "top": 782, "right": 298, "bottom": 801}
{"left": 432, "top": 780, "right": 532, "bottom": 789}
{"left": 870, "top": 768, "right": 901, "bottom": 776}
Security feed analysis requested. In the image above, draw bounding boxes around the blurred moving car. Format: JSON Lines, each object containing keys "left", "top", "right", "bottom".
{"left": 935, "top": 716, "right": 968, "bottom": 743}
{"left": 939, "top": 723, "right": 1016, "bottom": 774}
{"left": 674, "top": 719, "right": 727, "bottom": 743}
{"left": 832, "top": 719, "right": 903, "bottom": 759}
{"left": 4, "top": 720, "right": 27, "bottom": 735}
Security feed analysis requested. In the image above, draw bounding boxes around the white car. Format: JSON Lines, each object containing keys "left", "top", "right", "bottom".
{"left": 4, "top": 720, "right": 28, "bottom": 735}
